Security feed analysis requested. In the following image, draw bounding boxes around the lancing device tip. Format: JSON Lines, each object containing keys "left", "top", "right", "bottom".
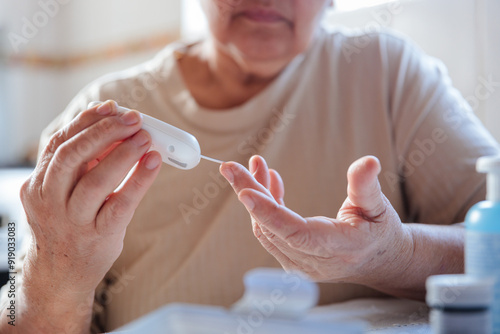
{"left": 201, "top": 155, "right": 225, "bottom": 164}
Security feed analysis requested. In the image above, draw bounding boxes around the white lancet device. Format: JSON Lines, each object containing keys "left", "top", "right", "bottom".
{"left": 136, "top": 110, "right": 201, "bottom": 170}
{"left": 88, "top": 102, "right": 223, "bottom": 170}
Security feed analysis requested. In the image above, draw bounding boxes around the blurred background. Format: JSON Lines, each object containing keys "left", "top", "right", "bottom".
{"left": 0, "top": 0, "right": 499, "bottom": 279}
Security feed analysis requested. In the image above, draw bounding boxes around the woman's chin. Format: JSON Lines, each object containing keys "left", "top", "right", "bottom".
{"left": 231, "top": 36, "right": 295, "bottom": 65}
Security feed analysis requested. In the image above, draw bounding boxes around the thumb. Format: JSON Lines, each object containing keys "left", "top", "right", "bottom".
{"left": 346, "top": 156, "right": 386, "bottom": 220}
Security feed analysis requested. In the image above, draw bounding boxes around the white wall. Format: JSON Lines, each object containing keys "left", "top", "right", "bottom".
{"left": 3, "top": 0, "right": 180, "bottom": 56}
{"left": 481, "top": 0, "right": 500, "bottom": 138}
{"left": 0, "top": 0, "right": 181, "bottom": 166}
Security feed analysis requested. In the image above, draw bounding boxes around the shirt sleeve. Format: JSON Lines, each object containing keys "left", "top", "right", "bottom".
{"left": 384, "top": 33, "right": 500, "bottom": 225}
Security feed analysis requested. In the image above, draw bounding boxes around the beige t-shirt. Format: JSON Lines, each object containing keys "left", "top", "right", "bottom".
{"left": 12, "top": 27, "right": 500, "bottom": 331}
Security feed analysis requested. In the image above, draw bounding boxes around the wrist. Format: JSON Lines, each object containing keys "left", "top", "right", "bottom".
{"left": 21, "top": 257, "right": 96, "bottom": 334}
{"left": 20, "top": 281, "right": 94, "bottom": 334}
{"left": 355, "top": 223, "right": 464, "bottom": 300}
{"left": 361, "top": 223, "right": 415, "bottom": 289}
{"left": 24, "top": 241, "right": 103, "bottom": 292}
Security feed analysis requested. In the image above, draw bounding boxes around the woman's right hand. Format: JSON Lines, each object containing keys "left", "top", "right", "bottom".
{"left": 18, "top": 100, "right": 161, "bottom": 333}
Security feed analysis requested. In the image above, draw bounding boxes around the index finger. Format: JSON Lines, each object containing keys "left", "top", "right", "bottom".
{"left": 34, "top": 100, "right": 119, "bottom": 182}
{"left": 238, "top": 188, "right": 310, "bottom": 248}
{"left": 239, "top": 189, "right": 340, "bottom": 258}
{"left": 220, "top": 161, "right": 274, "bottom": 199}
{"left": 42, "top": 106, "right": 143, "bottom": 201}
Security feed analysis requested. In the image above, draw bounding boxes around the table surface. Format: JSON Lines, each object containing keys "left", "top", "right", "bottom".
{"left": 113, "top": 298, "right": 431, "bottom": 334}
{"left": 308, "top": 298, "right": 431, "bottom": 333}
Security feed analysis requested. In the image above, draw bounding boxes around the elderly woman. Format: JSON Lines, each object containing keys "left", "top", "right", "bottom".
{"left": 2, "top": 0, "right": 499, "bottom": 333}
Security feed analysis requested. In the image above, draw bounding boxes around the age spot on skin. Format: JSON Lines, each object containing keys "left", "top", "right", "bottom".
{"left": 377, "top": 249, "right": 387, "bottom": 256}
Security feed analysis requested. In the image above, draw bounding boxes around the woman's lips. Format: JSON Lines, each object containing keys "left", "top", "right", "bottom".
{"left": 239, "top": 9, "right": 286, "bottom": 24}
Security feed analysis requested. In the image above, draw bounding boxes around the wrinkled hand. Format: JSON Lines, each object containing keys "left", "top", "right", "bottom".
{"left": 21, "top": 100, "right": 162, "bottom": 297}
{"left": 220, "top": 156, "right": 413, "bottom": 286}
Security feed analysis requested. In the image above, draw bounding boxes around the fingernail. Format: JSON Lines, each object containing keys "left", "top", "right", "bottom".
{"left": 120, "top": 110, "right": 141, "bottom": 125}
{"left": 249, "top": 156, "right": 259, "bottom": 173}
{"left": 220, "top": 165, "right": 234, "bottom": 184}
{"left": 96, "top": 101, "right": 114, "bottom": 115}
{"left": 132, "top": 131, "right": 149, "bottom": 147}
{"left": 145, "top": 154, "right": 161, "bottom": 170}
{"left": 240, "top": 195, "right": 255, "bottom": 210}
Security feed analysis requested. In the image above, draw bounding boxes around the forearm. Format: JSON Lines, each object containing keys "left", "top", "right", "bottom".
{"left": 367, "top": 223, "right": 464, "bottom": 300}
{"left": 0, "top": 276, "right": 94, "bottom": 334}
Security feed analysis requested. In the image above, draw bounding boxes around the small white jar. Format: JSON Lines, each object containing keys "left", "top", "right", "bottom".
{"left": 426, "top": 274, "right": 494, "bottom": 334}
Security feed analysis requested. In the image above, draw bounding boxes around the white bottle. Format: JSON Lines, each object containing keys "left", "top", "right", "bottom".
{"left": 465, "top": 155, "right": 500, "bottom": 333}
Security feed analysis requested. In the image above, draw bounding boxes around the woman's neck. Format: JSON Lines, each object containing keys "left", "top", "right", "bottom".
{"left": 177, "top": 39, "right": 291, "bottom": 110}
{"left": 204, "top": 37, "right": 291, "bottom": 85}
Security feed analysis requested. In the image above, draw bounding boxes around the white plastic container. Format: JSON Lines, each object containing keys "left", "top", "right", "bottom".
{"left": 426, "top": 274, "right": 494, "bottom": 334}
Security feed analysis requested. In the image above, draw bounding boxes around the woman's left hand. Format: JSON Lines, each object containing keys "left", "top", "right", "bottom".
{"left": 220, "top": 155, "right": 414, "bottom": 286}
